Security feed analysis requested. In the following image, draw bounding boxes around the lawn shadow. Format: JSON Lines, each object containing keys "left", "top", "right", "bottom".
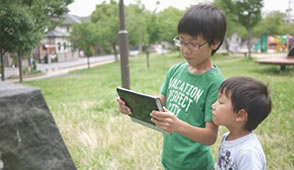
{"left": 254, "top": 65, "right": 294, "bottom": 76}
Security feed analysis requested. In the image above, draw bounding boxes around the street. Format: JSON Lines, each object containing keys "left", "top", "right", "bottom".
{"left": 2, "top": 55, "right": 116, "bottom": 83}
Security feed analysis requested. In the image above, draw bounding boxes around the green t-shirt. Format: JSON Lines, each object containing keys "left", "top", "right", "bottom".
{"left": 160, "top": 62, "right": 224, "bottom": 170}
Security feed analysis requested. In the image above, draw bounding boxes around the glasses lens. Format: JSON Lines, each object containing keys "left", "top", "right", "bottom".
{"left": 174, "top": 39, "right": 181, "bottom": 47}
{"left": 173, "top": 36, "right": 206, "bottom": 50}
{"left": 188, "top": 44, "right": 198, "bottom": 50}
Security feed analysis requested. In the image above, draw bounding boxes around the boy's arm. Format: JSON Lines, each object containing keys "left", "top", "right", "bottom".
{"left": 177, "top": 119, "right": 218, "bottom": 145}
{"left": 151, "top": 108, "right": 218, "bottom": 145}
{"left": 159, "top": 94, "right": 166, "bottom": 106}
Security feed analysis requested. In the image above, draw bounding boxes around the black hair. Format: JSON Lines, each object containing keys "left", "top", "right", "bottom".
{"left": 178, "top": 4, "right": 227, "bottom": 55}
{"left": 219, "top": 76, "right": 272, "bottom": 131}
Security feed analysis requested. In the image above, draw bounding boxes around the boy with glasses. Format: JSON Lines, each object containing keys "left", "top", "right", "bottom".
{"left": 118, "top": 4, "right": 226, "bottom": 170}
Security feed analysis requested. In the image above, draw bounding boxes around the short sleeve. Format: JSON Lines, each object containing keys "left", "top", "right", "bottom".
{"left": 160, "top": 64, "right": 177, "bottom": 96}
{"left": 237, "top": 149, "right": 266, "bottom": 170}
{"left": 204, "top": 81, "right": 222, "bottom": 122}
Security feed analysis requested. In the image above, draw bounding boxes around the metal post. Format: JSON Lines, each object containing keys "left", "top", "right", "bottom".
{"left": 119, "top": 0, "right": 130, "bottom": 89}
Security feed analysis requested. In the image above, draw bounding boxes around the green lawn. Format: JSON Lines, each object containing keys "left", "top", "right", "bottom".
{"left": 24, "top": 52, "right": 294, "bottom": 169}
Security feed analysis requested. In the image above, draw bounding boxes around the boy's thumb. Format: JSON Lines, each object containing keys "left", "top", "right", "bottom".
{"left": 163, "top": 106, "right": 168, "bottom": 112}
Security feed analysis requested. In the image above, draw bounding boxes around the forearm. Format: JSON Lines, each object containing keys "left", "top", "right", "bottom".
{"left": 176, "top": 121, "right": 218, "bottom": 145}
{"left": 159, "top": 94, "right": 166, "bottom": 106}
{"left": 150, "top": 101, "right": 218, "bottom": 145}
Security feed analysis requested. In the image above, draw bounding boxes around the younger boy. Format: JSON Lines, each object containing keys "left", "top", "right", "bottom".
{"left": 212, "top": 76, "right": 272, "bottom": 170}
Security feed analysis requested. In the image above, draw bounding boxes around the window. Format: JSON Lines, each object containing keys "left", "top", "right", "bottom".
{"left": 63, "top": 42, "right": 67, "bottom": 50}
{"left": 58, "top": 42, "right": 61, "bottom": 51}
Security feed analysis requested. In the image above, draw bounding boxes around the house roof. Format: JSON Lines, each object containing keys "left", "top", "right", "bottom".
{"left": 62, "top": 14, "right": 81, "bottom": 25}
{"left": 79, "top": 16, "right": 91, "bottom": 23}
{"left": 46, "top": 30, "right": 69, "bottom": 37}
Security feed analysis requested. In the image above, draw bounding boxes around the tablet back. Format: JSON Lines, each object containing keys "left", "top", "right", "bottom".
{"left": 116, "top": 87, "right": 169, "bottom": 134}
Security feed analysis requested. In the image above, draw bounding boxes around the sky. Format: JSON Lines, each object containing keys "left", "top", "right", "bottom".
{"left": 68, "top": 0, "right": 293, "bottom": 17}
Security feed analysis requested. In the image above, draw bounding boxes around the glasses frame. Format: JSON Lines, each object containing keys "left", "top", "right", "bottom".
{"left": 173, "top": 36, "right": 207, "bottom": 51}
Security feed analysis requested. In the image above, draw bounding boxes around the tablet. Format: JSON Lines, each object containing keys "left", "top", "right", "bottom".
{"left": 116, "top": 87, "right": 170, "bottom": 135}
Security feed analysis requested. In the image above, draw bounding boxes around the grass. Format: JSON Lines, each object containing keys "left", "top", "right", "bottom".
{"left": 23, "top": 52, "right": 294, "bottom": 169}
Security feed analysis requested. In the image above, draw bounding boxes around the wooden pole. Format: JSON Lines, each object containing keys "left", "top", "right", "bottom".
{"left": 118, "top": 0, "right": 130, "bottom": 89}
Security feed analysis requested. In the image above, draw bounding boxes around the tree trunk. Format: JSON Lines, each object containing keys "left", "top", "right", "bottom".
{"left": 113, "top": 43, "right": 118, "bottom": 61}
{"left": 87, "top": 55, "right": 90, "bottom": 69}
{"left": 18, "top": 52, "right": 23, "bottom": 82}
{"left": 0, "top": 51, "right": 5, "bottom": 81}
{"left": 138, "top": 42, "right": 143, "bottom": 55}
{"left": 247, "top": 26, "right": 252, "bottom": 58}
{"left": 161, "top": 42, "right": 164, "bottom": 56}
{"left": 224, "top": 39, "right": 230, "bottom": 53}
{"left": 146, "top": 48, "right": 150, "bottom": 69}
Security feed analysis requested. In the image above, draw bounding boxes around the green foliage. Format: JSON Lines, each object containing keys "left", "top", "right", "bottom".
{"left": 215, "top": 0, "right": 294, "bottom": 40}
{"left": 0, "top": 0, "right": 73, "bottom": 62}
{"left": 0, "top": 2, "right": 16, "bottom": 69}
{"left": 0, "top": 2, "right": 40, "bottom": 55}
{"left": 214, "top": 0, "right": 264, "bottom": 57}
{"left": 214, "top": 0, "right": 263, "bottom": 37}
{"left": 91, "top": 0, "right": 119, "bottom": 51}
{"left": 253, "top": 11, "right": 294, "bottom": 36}
{"left": 214, "top": 0, "right": 247, "bottom": 38}
{"left": 255, "top": 11, "right": 285, "bottom": 35}
{"left": 70, "top": 23, "right": 96, "bottom": 57}
{"left": 21, "top": 0, "right": 73, "bottom": 31}
{"left": 235, "top": 0, "right": 263, "bottom": 29}
{"left": 0, "top": 1, "right": 42, "bottom": 82}
{"left": 126, "top": 4, "right": 148, "bottom": 46}
{"left": 125, "top": 2, "right": 183, "bottom": 55}
{"left": 0, "top": 0, "right": 72, "bottom": 81}
{"left": 157, "top": 7, "right": 184, "bottom": 42}
{"left": 81, "top": 2, "right": 183, "bottom": 55}
{"left": 145, "top": 12, "right": 161, "bottom": 44}
{"left": 23, "top": 53, "right": 294, "bottom": 169}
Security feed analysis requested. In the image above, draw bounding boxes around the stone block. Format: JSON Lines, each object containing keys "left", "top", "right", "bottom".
{"left": 0, "top": 82, "right": 76, "bottom": 170}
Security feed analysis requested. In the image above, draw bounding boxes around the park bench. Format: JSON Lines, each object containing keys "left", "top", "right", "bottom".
{"left": 255, "top": 48, "right": 294, "bottom": 71}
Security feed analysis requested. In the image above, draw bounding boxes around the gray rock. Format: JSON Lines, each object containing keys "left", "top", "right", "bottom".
{"left": 0, "top": 82, "right": 76, "bottom": 170}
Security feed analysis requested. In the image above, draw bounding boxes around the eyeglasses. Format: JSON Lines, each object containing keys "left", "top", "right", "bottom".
{"left": 173, "top": 36, "right": 207, "bottom": 51}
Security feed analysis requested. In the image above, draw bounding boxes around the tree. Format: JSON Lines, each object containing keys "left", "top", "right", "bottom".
{"left": 0, "top": 3, "right": 16, "bottom": 80}
{"left": 70, "top": 23, "right": 96, "bottom": 69}
{"left": 126, "top": 3, "right": 148, "bottom": 54}
{"left": 0, "top": 3, "right": 42, "bottom": 82}
{"left": 157, "top": 7, "right": 184, "bottom": 43}
{"left": 214, "top": 0, "right": 246, "bottom": 52}
{"left": 236, "top": 0, "right": 263, "bottom": 57}
{"left": 253, "top": 11, "right": 294, "bottom": 36}
{"left": 20, "top": 0, "right": 74, "bottom": 31}
{"left": 0, "top": 0, "right": 73, "bottom": 82}
{"left": 141, "top": 10, "right": 164, "bottom": 68}
{"left": 91, "top": 0, "right": 120, "bottom": 60}
{"left": 125, "top": 3, "right": 155, "bottom": 68}
{"left": 214, "top": 0, "right": 263, "bottom": 57}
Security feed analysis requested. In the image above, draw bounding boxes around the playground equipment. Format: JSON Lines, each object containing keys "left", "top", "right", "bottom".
{"left": 254, "top": 35, "right": 293, "bottom": 53}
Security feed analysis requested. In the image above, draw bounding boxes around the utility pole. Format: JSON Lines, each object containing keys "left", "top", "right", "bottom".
{"left": 286, "top": 0, "right": 293, "bottom": 23}
{"left": 118, "top": 0, "right": 130, "bottom": 89}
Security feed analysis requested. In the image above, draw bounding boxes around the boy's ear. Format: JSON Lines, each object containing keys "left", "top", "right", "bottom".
{"left": 235, "top": 109, "right": 248, "bottom": 122}
{"left": 212, "top": 40, "right": 221, "bottom": 50}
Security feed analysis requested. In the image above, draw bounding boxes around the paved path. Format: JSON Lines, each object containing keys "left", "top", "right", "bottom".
{"left": 1, "top": 51, "right": 288, "bottom": 83}
{"left": 3, "top": 55, "right": 116, "bottom": 83}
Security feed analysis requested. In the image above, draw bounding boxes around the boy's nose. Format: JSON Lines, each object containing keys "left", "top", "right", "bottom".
{"left": 182, "top": 46, "right": 191, "bottom": 55}
{"left": 212, "top": 102, "right": 216, "bottom": 110}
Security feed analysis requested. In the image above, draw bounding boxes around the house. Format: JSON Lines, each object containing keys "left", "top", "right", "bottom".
{"left": 33, "top": 14, "right": 86, "bottom": 64}
{"left": 2, "top": 14, "right": 89, "bottom": 69}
